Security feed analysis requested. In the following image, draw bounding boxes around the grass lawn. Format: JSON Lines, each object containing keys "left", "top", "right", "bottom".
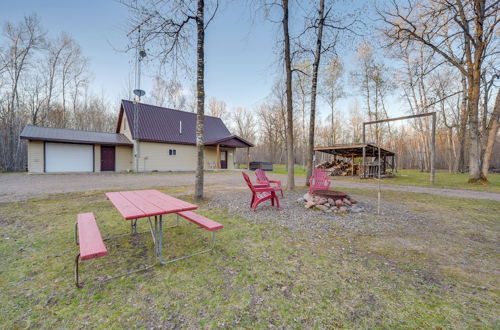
{"left": 271, "top": 164, "right": 306, "bottom": 176}
{"left": 1, "top": 188, "right": 499, "bottom": 327}
{"left": 270, "top": 164, "right": 500, "bottom": 193}
{"left": 337, "top": 169, "right": 500, "bottom": 193}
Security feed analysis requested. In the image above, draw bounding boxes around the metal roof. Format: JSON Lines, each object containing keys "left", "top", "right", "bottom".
{"left": 314, "top": 143, "right": 395, "bottom": 157}
{"left": 118, "top": 100, "right": 252, "bottom": 147}
{"left": 20, "top": 126, "right": 133, "bottom": 146}
{"left": 206, "top": 135, "right": 254, "bottom": 148}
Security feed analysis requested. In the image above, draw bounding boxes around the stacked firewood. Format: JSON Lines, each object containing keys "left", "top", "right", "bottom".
{"left": 316, "top": 159, "right": 360, "bottom": 176}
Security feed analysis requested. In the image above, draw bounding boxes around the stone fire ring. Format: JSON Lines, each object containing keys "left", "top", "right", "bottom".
{"left": 312, "top": 190, "right": 349, "bottom": 200}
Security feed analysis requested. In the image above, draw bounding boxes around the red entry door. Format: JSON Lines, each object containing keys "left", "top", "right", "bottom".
{"left": 100, "top": 146, "right": 115, "bottom": 171}
{"left": 220, "top": 151, "right": 227, "bottom": 169}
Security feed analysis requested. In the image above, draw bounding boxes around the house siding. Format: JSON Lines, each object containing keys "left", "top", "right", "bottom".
{"left": 204, "top": 146, "right": 235, "bottom": 169}
{"left": 116, "top": 146, "right": 133, "bottom": 171}
{"left": 138, "top": 142, "right": 196, "bottom": 171}
{"left": 94, "top": 145, "right": 100, "bottom": 172}
{"left": 27, "top": 140, "right": 44, "bottom": 173}
{"left": 137, "top": 142, "right": 235, "bottom": 171}
{"left": 120, "top": 112, "right": 133, "bottom": 141}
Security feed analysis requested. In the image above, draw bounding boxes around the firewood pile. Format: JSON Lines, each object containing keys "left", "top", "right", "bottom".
{"left": 316, "top": 159, "right": 360, "bottom": 176}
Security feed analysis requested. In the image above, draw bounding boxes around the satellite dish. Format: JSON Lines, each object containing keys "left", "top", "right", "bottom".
{"left": 133, "top": 89, "right": 146, "bottom": 97}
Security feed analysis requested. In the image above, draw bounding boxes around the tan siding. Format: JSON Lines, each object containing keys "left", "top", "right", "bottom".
{"left": 94, "top": 145, "right": 101, "bottom": 172}
{"left": 119, "top": 112, "right": 133, "bottom": 141}
{"left": 204, "top": 146, "right": 236, "bottom": 169}
{"left": 138, "top": 142, "right": 197, "bottom": 171}
{"left": 204, "top": 146, "right": 217, "bottom": 169}
{"left": 116, "top": 146, "right": 133, "bottom": 171}
{"left": 27, "top": 140, "right": 44, "bottom": 173}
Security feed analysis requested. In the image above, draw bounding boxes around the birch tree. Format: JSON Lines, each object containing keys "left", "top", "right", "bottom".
{"left": 124, "top": 0, "right": 219, "bottom": 199}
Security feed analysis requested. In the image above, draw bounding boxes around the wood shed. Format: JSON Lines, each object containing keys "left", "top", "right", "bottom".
{"left": 314, "top": 143, "right": 396, "bottom": 178}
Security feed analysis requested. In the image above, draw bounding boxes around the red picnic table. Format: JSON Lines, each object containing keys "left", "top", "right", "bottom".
{"left": 105, "top": 189, "right": 198, "bottom": 265}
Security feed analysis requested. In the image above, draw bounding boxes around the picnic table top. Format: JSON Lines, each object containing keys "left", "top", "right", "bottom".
{"left": 105, "top": 189, "right": 198, "bottom": 220}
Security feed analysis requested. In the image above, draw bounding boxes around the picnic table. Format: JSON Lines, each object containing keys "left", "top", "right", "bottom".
{"left": 105, "top": 189, "right": 198, "bottom": 264}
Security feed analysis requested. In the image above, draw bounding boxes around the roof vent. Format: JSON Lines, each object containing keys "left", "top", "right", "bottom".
{"left": 179, "top": 120, "right": 182, "bottom": 135}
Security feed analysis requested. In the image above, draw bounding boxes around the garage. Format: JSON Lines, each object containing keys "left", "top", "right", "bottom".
{"left": 45, "top": 142, "right": 93, "bottom": 172}
{"left": 20, "top": 126, "right": 133, "bottom": 173}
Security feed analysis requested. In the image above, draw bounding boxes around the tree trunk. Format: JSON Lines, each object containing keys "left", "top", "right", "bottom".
{"left": 282, "top": 0, "right": 295, "bottom": 190}
{"left": 457, "top": 77, "right": 468, "bottom": 172}
{"left": 194, "top": 0, "right": 205, "bottom": 200}
{"left": 306, "top": 0, "right": 325, "bottom": 186}
{"left": 481, "top": 89, "right": 500, "bottom": 178}
{"left": 466, "top": 0, "right": 486, "bottom": 183}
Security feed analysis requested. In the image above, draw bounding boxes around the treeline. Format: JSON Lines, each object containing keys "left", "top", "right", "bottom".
{"left": 220, "top": 0, "right": 500, "bottom": 182}
{"left": 0, "top": 16, "right": 116, "bottom": 171}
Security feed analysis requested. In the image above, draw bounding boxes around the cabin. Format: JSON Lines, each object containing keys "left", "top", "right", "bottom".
{"left": 20, "top": 100, "right": 253, "bottom": 173}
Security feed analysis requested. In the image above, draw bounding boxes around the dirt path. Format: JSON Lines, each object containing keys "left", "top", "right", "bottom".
{"left": 0, "top": 171, "right": 499, "bottom": 203}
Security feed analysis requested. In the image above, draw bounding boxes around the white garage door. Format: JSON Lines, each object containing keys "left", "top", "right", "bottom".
{"left": 45, "top": 142, "right": 93, "bottom": 172}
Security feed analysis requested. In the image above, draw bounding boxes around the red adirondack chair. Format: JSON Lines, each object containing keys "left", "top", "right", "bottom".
{"left": 309, "top": 168, "right": 331, "bottom": 194}
{"left": 254, "top": 169, "right": 284, "bottom": 197}
{"left": 242, "top": 172, "right": 280, "bottom": 211}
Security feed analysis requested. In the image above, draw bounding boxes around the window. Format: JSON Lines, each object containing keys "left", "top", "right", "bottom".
{"left": 168, "top": 149, "right": 176, "bottom": 156}
{"left": 123, "top": 117, "right": 127, "bottom": 130}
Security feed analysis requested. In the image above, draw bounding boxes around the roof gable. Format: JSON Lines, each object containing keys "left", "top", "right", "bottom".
{"left": 119, "top": 100, "right": 234, "bottom": 145}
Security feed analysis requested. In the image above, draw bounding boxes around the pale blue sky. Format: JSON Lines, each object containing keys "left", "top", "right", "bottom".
{"left": 2, "top": 0, "right": 404, "bottom": 119}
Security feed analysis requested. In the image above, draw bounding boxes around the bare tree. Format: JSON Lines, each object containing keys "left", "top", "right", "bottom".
{"left": 482, "top": 88, "right": 500, "bottom": 177}
{"left": 60, "top": 35, "right": 84, "bottom": 126}
{"left": 282, "top": 0, "right": 295, "bottom": 190}
{"left": 321, "top": 56, "right": 343, "bottom": 145}
{"left": 292, "top": 59, "right": 310, "bottom": 164}
{"left": 381, "top": 0, "right": 500, "bottom": 183}
{"left": 149, "top": 75, "right": 186, "bottom": 109}
{"left": 44, "top": 33, "right": 68, "bottom": 126}
{"left": 123, "top": 0, "right": 219, "bottom": 199}
{"left": 0, "top": 15, "right": 44, "bottom": 171}
{"left": 207, "top": 96, "right": 227, "bottom": 117}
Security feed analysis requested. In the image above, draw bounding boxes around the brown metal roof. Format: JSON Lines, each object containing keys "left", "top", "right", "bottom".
{"left": 314, "top": 143, "right": 395, "bottom": 157}
{"left": 206, "top": 135, "right": 254, "bottom": 148}
{"left": 20, "top": 126, "right": 133, "bottom": 146}
{"left": 118, "top": 100, "right": 250, "bottom": 147}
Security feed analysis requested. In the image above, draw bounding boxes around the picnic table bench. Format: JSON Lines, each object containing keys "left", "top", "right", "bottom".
{"left": 73, "top": 190, "right": 223, "bottom": 287}
{"left": 74, "top": 212, "right": 107, "bottom": 287}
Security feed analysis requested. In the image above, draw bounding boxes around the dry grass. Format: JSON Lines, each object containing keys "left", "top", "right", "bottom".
{"left": 0, "top": 187, "right": 498, "bottom": 328}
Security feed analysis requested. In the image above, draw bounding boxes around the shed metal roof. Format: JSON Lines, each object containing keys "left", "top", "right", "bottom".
{"left": 314, "top": 143, "right": 395, "bottom": 157}
{"left": 20, "top": 126, "right": 133, "bottom": 146}
{"left": 118, "top": 100, "right": 252, "bottom": 147}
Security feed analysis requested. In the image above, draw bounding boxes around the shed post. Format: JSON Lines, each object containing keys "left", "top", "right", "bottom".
{"left": 351, "top": 154, "right": 354, "bottom": 176}
{"left": 216, "top": 144, "right": 220, "bottom": 169}
{"left": 246, "top": 147, "right": 250, "bottom": 170}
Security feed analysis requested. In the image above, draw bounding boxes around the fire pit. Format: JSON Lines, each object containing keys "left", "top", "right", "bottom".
{"left": 298, "top": 190, "right": 363, "bottom": 213}
{"left": 312, "top": 190, "right": 348, "bottom": 200}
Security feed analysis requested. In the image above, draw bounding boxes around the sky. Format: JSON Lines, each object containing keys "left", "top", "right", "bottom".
{"left": 1, "top": 0, "right": 405, "bottom": 120}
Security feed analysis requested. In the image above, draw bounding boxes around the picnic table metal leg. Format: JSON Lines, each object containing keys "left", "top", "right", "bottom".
{"left": 74, "top": 253, "right": 82, "bottom": 288}
{"left": 158, "top": 215, "right": 163, "bottom": 264}
{"left": 154, "top": 216, "right": 158, "bottom": 263}
{"left": 147, "top": 217, "right": 157, "bottom": 250}
{"left": 74, "top": 222, "right": 79, "bottom": 245}
{"left": 131, "top": 219, "right": 138, "bottom": 234}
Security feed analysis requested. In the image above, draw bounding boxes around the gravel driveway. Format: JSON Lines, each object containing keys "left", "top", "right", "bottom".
{"left": 0, "top": 171, "right": 499, "bottom": 203}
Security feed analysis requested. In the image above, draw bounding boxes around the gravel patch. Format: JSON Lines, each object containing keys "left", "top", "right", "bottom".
{"left": 206, "top": 189, "right": 429, "bottom": 234}
{"left": 1, "top": 171, "right": 498, "bottom": 203}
